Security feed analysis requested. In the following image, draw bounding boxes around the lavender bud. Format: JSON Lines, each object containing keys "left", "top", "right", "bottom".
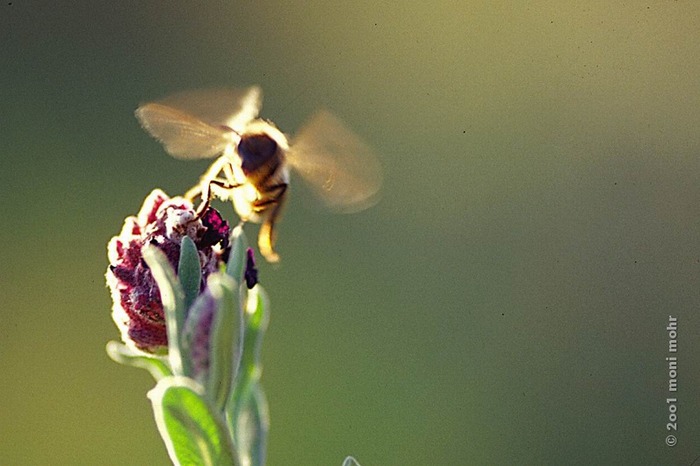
{"left": 244, "top": 248, "right": 258, "bottom": 289}
{"left": 106, "top": 189, "right": 230, "bottom": 353}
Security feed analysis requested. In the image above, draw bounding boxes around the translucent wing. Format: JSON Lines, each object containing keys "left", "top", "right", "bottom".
{"left": 288, "top": 110, "right": 382, "bottom": 212}
{"left": 156, "top": 86, "right": 262, "bottom": 132}
{"left": 135, "top": 104, "right": 235, "bottom": 160}
{"left": 135, "top": 86, "right": 263, "bottom": 160}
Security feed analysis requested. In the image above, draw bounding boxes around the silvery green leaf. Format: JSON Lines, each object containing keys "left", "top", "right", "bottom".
{"left": 105, "top": 341, "right": 172, "bottom": 381}
{"left": 233, "top": 383, "right": 269, "bottom": 466}
{"left": 227, "top": 286, "right": 269, "bottom": 466}
{"left": 143, "top": 244, "right": 190, "bottom": 376}
{"left": 229, "top": 286, "right": 269, "bottom": 407}
{"left": 225, "top": 225, "right": 248, "bottom": 282}
{"left": 205, "top": 272, "right": 243, "bottom": 413}
{"left": 148, "top": 376, "right": 237, "bottom": 466}
{"left": 178, "top": 235, "right": 202, "bottom": 313}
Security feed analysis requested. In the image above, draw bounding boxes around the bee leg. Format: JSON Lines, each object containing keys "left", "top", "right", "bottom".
{"left": 194, "top": 179, "right": 242, "bottom": 218}
{"left": 256, "top": 184, "right": 288, "bottom": 263}
{"left": 186, "top": 156, "right": 231, "bottom": 201}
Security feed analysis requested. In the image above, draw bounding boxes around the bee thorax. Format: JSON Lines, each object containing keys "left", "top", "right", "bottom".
{"left": 238, "top": 133, "right": 278, "bottom": 176}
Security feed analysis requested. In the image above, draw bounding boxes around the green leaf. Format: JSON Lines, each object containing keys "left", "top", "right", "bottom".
{"left": 143, "top": 245, "right": 190, "bottom": 377}
{"left": 227, "top": 286, "right": 269, "bottom": 466}
{"left": 239, "top": 286, "right": 269, "bottom": 382}
{"left": 225, "top": 225, "right": 248, "bottom": 281}
{"left": 148, "top": 376, "right": 237, "bottom": 466}
{"left": 179, "top": 236, "right": 202, "bottom": 313}
{"left": 205, "top": 273, "right": 243, "bottom": 413}
{"left": 233, "top": 384, "right": 269, "bottom": 466}
{"left": 105, "top": 341, "right": 173, "bottom": 381}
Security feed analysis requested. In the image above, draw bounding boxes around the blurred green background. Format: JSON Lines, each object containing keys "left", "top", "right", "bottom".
{"left": 2, "top": 1, "right": 699, "bottom": 464}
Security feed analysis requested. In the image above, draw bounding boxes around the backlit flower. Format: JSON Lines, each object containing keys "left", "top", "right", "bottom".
{"left": 106, "top": 189, "right": 230, "bottom": 353}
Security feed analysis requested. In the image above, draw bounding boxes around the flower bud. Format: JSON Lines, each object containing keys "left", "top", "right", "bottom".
{"left": 106, "top": 189, "right": 230, "bottom": 353}
{"left": 244, "top": 248, "right": 259, "bottom": 289}
{"left": 182, "top": 288, "right": 216, "bottom": 381}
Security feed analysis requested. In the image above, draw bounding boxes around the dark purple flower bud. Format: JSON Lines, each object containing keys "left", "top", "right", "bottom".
{"left": 183, "top": 290, "right": 216, "bottom": 381}
{"left": 244, "top": 248, "right": 258, "bottom": 289}
{"left": 199, "top": 207, "right": 230, "bottom": 250}
{"left": 106, "top": 189, "right": 231, "bottom": 354}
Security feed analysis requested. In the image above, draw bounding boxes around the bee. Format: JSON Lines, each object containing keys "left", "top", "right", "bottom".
{"left": 135, "top": 86, "right": 382, "bottom": 263}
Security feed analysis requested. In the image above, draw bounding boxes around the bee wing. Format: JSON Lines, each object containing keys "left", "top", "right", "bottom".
{"left": 135, "top": 86, "right": 263, "bottom": 160}
{"left": 288, "top": 110, "right": 382, "bottom": 213}
{"left": 156, "top": 86, "right": 262, "bottom": 132}
{"left": 135, "top": 103, "right": 235, "bottom": 159}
